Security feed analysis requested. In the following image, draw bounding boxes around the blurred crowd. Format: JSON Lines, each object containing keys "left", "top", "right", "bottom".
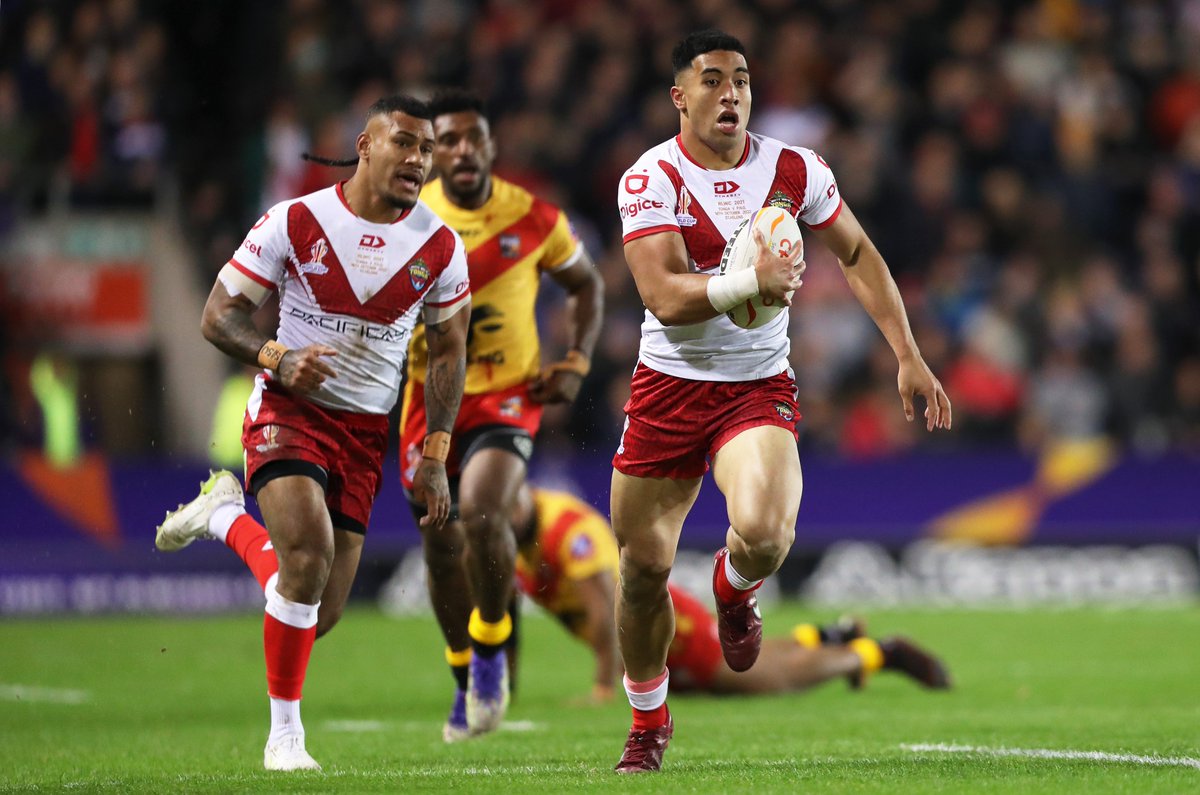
{"left": 2, "top": 0, "right": 1200, "bottom": 458}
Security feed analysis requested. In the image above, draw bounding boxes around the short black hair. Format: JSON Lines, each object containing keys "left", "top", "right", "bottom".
{"left": 366, "top": 93, "right": 432, "bottom": 121}
{"left": 671, "top": 29, "right": 746, "bottom": 75}
{"left": 428, "top": 88, "right": 488, "bottom": 121}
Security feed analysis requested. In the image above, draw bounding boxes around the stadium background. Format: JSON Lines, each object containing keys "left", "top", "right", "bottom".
{"left": 1, "top": 0, "right": 1198, "bottom": 616}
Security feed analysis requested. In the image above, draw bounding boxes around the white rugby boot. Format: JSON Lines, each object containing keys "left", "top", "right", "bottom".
{"left": 263, "top": 734, "right": 321, "bottom": 771}
{"left": 155, "top": 470, "right": 244, "bottom": 551}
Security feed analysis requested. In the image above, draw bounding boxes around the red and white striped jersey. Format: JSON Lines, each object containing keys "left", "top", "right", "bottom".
{"left": 618, "top": 132, "right": 842, "bottom": 382}
{"left": 228, "top": 182, "right": 470, "bottom": 414}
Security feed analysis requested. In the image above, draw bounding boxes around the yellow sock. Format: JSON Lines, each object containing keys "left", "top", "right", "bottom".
{"left": 445, "top": 646, "right": 472, "bottom": 667}
{"left": 849, "top": 637, "right": 884, "bottom": 675}
{"left": 468, "top": 608, "right": 512, "bottom": 647}
{"left": 792, "top": 624, "right": 821, "bottom": 650}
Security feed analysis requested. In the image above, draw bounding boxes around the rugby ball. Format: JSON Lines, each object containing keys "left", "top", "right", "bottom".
{"left": 718, "top": 206, "right": 803, "bottom": 329}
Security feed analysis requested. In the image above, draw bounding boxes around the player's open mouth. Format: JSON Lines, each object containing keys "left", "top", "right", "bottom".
{"left": 716, "top": 111, "right": 739, "bottom": 133}
{"left": 452, "top": 164, "right": 480, "bottom": 181}
{"left": 395, "top": 172, "right": 422, "bottom": 191}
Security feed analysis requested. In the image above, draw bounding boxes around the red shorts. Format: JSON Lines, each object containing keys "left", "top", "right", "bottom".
{"left": 243, "top": 378, "right": 389, "bottom": 534}
{"left": 399, "top": 380, "right": 543, "bottom": 491}
{"left": 613, "top": 363, "right": 800, "bottom": 479}
{"left": 665, "top": 583, "right": 723, "bottom": 691}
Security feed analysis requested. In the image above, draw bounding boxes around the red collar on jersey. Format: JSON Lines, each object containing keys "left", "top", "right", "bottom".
{"left": 336, "top": 181, "right": 414, "bottom": 224}
{"left": 675, "top": 133, "right": 751, "bottom": 171}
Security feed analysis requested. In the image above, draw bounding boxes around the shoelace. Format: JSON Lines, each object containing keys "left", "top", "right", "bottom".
{"left": 621, "top": 729, "right": 666, "bottom": 765}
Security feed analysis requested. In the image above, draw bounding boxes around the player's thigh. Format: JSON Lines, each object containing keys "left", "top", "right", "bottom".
{"left": 458, "top": 446, "right": 527, "bottom": 518}
{"left": 711, "top": 424, "right": 802, "bottom": 534}
{"left": 610, "top": 469, "right": 701, "bottom": 572}
{"left": 317, "top": 528, "right": 364, "bottom": 633}
{"left": 255, "top": 473, "right": 335, "bottom": 555}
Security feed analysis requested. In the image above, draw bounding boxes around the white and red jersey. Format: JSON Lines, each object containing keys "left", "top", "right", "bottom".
{"left": 618, "top": 132, "right": 842, "bottom": 382}
{"left": 228, "top": 182, "right": 470, "bottom": 414}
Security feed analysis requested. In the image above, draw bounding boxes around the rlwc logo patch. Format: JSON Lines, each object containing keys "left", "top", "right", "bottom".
{"left": 499, "top": 396, "right": 524, "bottom": 418}
{"left": 676, "top": 185, "right": 697, "bottom": 227}
{"left": 500, "top": 234, "right": 521, "bottom": 258}
{"left": 774, "top": 402, "right": 796, "bottom": 422}
{"left": 256, "top": 424, "right": 280, "bottom": 453}
{"left": 408, "top": 258, "right": 430, "bottom": 291}
{"left": 298, "top": 238, "right": 330, "bottom": 276}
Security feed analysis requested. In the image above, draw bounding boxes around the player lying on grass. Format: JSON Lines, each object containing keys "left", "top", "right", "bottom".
{"left": 507, "top": 486, "right": 951, "bottom": 699}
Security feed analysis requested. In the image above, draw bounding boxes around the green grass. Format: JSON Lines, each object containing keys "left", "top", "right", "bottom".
{"left": 2, "top": 604, "right": 1198, "bottom": 792}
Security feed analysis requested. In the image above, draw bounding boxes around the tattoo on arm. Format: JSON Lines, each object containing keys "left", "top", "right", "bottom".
{"left": 424, "top": 319, "right": 466, "bottom": 434}
{"left": 203, "top": 292, "right": 269, "bottom": 367}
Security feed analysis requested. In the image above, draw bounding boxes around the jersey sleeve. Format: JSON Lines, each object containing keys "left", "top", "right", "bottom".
{"left": 539, "top": 209, "right": 583, "bottom": 272}
{"left": 422, "top": 230, "right": 471, "bottom": 324}
{"left": 228, "top": 202, "right": 291, "bottom": 290}
{"left": 558, "top": 517, "right": 620, "bottom": 582}
{"left": 795, "top": 148, "right": 843, "bottom": 230}
{"left": 618, "top": 161, "right": 680, "bottom": 244}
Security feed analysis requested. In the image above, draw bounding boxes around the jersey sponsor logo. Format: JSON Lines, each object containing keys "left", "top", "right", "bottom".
{"left": 624, "top": 173, "right": 649, "bottom": 194}
{"left": 569, "top": 533, "right": 594, "bottom": 560}
{"left": 298, "top": 238, "right": 330, "bottom": 276}
{"left": 408, "top": 258, "right": 430, "bottom": 291}
{"left": 713, "top": 180, "right": 740, "bottom": 195}
{"left": 620, "top": 197, "right": 665, "bottom": 219}
{"left": 767, "top": 190, "right": 795, "bottom": 211}
{"left": 283, "top": 306, "right": 411, "bottom": 342}
{"left": 676, "top": 185, "right": 697, "bottom": 227}
{"left": 242, "top": 240, "right": 263, "bottom": 257}
{"left": 774, "top": 402, "right": 795, "bottom": 422}
{"left": 358, "top": 234, "right": 386, "bottom": 249}
{"left": 500, "top": 233, "right": 521, "bottom": 258}
{"left": 251, "top": 211, "right": 271, "bottom": 230}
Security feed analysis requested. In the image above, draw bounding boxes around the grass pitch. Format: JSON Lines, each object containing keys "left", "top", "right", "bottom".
{"left": 2, "top": 603, "right": 1198, "bottom": 792}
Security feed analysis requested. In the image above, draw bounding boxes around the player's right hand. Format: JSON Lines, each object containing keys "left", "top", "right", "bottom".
{"left": 413, "top": 458, "right": 451, "bottom": 529}
{"left": 278, "top": 344, "right": 338, "bottom": 394}
{"left": 751, "top": 228, "right": 805, "bottom": 304}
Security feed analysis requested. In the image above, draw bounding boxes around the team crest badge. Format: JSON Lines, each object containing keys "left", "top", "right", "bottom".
{"left": 499, "top": 396, "right": 524, "bottom": 418}
{"left": 768, "top": 191, "right": 795, "bottom": 212}
{"left": 408, "top": 258, "right": 430, "bottom": 291}
{"left": 298, "top": 238, "right": 329, "bottom": 275}
{"left": 774, "top": 402, "right": 796, "bottom": 422}
{"left": 676, "top": 185, "right": 697, "bottom": 227}
{"left": 500, "top": 234, "right": 521, "bottom": 258}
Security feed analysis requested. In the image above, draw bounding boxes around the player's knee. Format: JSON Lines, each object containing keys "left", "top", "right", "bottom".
{"left": 422, "top": 528, "right": 463, "bottom": 574}
{"left": 619, "top": 554, "right": 672, "bottom": 600}
{"left": 739, "top": 526, "right": 794, "bottom": 568}
{"left": 276, "top": 546, "right": 333, "bottom": 596}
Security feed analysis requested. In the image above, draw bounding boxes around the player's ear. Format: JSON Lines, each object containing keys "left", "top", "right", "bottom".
{"left": 356, "top": 130, "right": 371, "bottom": 161}
{"left": 670, "top": 84, "right": 686, "bottom": 114}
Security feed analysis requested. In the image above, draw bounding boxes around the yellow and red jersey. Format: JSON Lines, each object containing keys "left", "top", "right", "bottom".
{"left": 515, "top": 488, "right": 619, "bottom": 637}
{"left": 408, "top": 175, "right": 581, "bottom": 394}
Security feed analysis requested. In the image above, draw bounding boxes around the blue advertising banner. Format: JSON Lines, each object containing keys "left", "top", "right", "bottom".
{"left": 2, "top": 442, "right": 1197, "bottom": 613}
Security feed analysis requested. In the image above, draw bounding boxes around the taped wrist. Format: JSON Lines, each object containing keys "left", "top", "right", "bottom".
{"left": 706, "top": 269, "right": 759, "bottom": 313}
{"left": 257, "top": 340, "right": 289, "bottom": 370}
{"left": 422, "top": 430, "right": 451, "bottom": 463}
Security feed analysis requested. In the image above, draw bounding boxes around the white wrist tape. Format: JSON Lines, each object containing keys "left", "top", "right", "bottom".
{"left": 706, "top": 268, "right": 759, "bottom": 313}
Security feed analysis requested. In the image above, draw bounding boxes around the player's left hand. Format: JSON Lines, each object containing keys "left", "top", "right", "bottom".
{"left": 529, "top": 367, "right": 584, "bottom": 404}
{"left": 413, "top": 458, "right": 451, "bottom": 528}
{"left": 897, "top": 355, "right": 952, "bottom": 432}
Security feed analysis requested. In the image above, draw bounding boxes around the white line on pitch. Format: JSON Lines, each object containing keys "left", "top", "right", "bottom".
{"left": 902, "top": 743, "right": 1200, "bottom": 770}
{"left": 0, "top": 684, "right": 90, "bottom": 704}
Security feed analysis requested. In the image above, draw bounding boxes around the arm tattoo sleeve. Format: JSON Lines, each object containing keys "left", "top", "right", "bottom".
{"left": 423, "top": 320, "right": 466, "bottom": 434}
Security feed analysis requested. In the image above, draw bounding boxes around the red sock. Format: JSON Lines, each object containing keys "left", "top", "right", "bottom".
{"left": 263, "top": 612, "right": 316, "bottom": 700}
{"left": 632, "top": 704, "right": 670, "bottom": 731}
{"left": 714, "top": 551, "right": 762, "bottom": 605}
{"left": 226, "top": 515, "right": 278, "bottom": 590}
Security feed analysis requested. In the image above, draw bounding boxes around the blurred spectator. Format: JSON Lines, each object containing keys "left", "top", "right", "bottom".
{"left": 3, "top": 0, "right": 1199, "bottom": 457}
